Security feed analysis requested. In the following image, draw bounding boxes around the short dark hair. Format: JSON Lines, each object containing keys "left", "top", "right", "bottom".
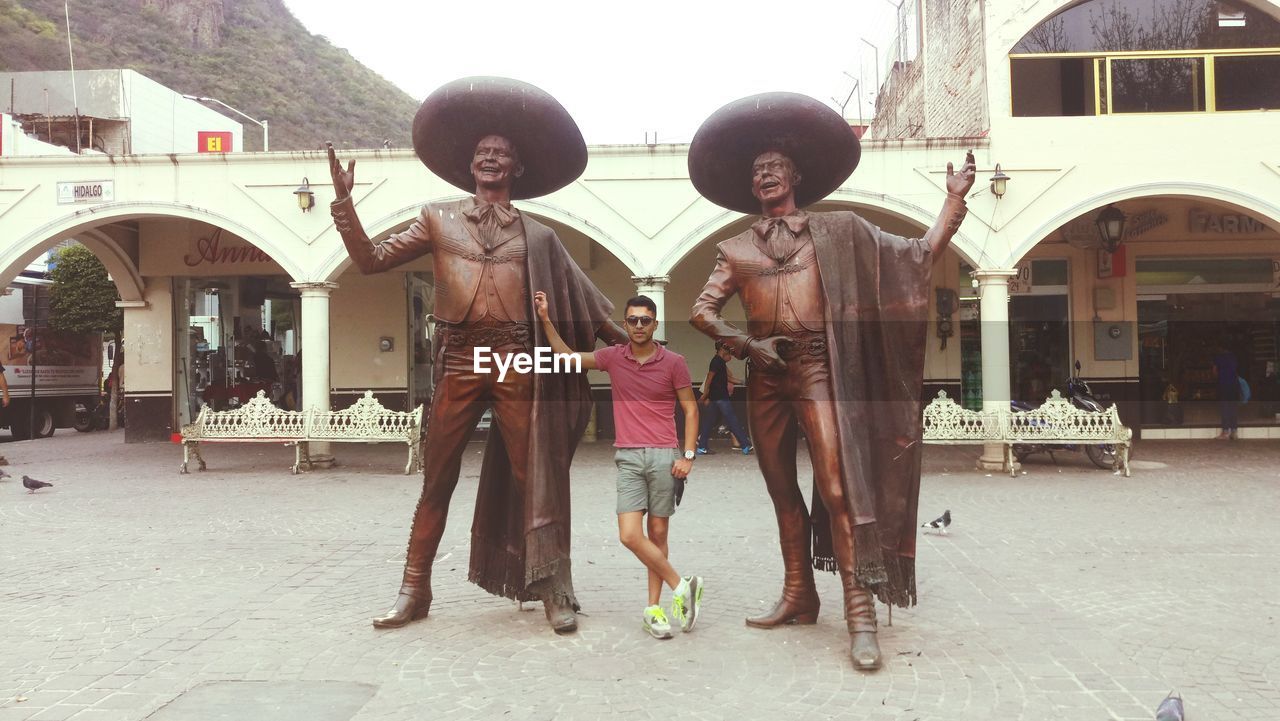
{"left": 624, "top": 295, "right": 657, "bottom": 315}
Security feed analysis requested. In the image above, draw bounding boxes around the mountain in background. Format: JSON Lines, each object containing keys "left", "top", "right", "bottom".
{"left": 0, "top": 0, "right": 417, "bottom": 151}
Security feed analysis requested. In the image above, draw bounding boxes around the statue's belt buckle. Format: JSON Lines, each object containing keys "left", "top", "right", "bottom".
{"left": 776, "top": 336, "right": 827, "bottom": 360}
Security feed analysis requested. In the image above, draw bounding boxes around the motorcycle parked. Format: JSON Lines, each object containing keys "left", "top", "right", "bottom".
{"left": 1011, "top": 361, "right": 1122, "bottom": 471}
{"left": 73, "top": 393, "right": 121, "bottom": 432}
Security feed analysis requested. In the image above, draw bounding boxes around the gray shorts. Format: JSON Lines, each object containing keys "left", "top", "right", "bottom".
{"left": 614, "top": 447, "right": 679, "bottom": 517}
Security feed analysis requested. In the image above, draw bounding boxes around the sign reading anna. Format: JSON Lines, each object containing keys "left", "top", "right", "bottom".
{"left": 56, "top": 181, "right": 114, "bottom": 205}
{"left": 184, "top": 229, "right": 274, "bottom": 267}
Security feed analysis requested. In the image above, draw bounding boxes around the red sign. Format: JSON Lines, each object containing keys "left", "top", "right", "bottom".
{"left": 197, "top": 131, "right": 233, "bottom": 153}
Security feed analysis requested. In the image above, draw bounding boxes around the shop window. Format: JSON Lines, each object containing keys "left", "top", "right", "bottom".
{"left": 1111, "top": 57, "right": 1207, "bottom": 113}
{"left": 1011, "top": 0, "right": 1280, "bottom": 54}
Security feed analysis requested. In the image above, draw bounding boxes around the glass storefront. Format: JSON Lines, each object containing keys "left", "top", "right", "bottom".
{"left": 174, "top": 276, "right": 300, "bottom": 425}
{"left": 1137, "top": 258, "right": 1280, "bottom": 427}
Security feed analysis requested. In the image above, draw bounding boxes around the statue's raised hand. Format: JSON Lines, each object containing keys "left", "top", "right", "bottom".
{"left": 946, "top": 150, "right": 976, "bottom": 198}
{"left": 327, "top": 142, "right": 355, "bottom": 199}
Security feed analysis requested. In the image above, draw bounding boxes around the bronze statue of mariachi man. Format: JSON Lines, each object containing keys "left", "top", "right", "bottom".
{"left": 328, "top": 76, "right": 627, "bottom": 634}
{"left": 688, "top": 93, "right": 975, "bottom": 669}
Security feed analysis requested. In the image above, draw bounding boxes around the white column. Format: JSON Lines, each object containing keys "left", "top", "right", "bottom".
{"left": 973, "top": 269, "right": 1017, "bottom": 472}
{"left": 291, "top": 281, "right": 338, "bottom": 466}
{"left": 632, "top": 275, "right": 670, "bottom": 342}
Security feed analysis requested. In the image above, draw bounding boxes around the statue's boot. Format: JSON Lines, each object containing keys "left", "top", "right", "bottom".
{"left": 841, "top": 569, "right": 882, "bottom": 671}
{"left": 542, "top": 595, "right": 578, "bottom": 634}
{"left": 372, "top": 496, "right": 435, "bottom": 629}
{"left": 746, "top": 523, "right": 819, "bottom": 628}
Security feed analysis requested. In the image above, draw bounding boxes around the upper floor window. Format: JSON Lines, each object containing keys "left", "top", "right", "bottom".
{"left": 1010, "top": 0, "right": 1280, "bottom": 115}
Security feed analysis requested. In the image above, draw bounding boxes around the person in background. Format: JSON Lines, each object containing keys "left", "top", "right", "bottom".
{"left": 696, "top": 342, "right": 752, "bottom": 455}
{"left": 1212, "top": 345, "right": 1239, "bottom": 440}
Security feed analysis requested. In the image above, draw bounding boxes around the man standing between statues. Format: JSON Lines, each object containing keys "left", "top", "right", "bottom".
{"left": 689, "top": 92, "right": 975, "bottom": 669}
{"left": 328, "top": 76, "right": 626, "bottom": 634}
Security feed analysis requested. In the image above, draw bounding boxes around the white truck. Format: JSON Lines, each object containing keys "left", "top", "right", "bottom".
{"left": 0, "top": 323, "right": 103, "bottom": 439}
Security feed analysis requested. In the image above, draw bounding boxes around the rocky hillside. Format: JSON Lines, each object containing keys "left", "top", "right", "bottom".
{"left": 0, "top": 0, "right": 417, "bottom": 150}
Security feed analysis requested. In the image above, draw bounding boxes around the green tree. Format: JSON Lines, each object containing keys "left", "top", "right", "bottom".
{"left": 47, "top": 243, "right": 122, "bottom": 337}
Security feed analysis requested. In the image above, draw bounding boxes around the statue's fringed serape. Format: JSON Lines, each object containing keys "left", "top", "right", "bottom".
{"left": 805, "top": 211, "right": 931, "bottom": 609}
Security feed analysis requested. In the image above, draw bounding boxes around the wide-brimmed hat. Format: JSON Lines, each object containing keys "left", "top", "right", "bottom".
{"left": 412, "top": 76, "right": 587, "bottom": 200}
{"left": 688, "top": 92, "right": 860, "bottom": 215}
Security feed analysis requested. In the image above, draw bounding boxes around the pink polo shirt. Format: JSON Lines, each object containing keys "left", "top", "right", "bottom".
{"left": 594, "top": 343, "right": 692, "bottom": 448}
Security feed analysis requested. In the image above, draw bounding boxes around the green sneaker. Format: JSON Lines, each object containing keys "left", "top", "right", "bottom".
{"left": 671, "top": 576, "right": 703, "bottom": 632}
{"left": 642, "top": 605, "right": 673, "bottom": 639}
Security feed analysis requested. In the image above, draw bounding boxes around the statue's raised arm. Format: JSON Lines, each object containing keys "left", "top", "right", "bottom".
{"left": 327, "top": 141, "right": 436, "bottom": 274}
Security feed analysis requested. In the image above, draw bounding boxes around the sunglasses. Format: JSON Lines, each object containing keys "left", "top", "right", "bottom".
{"left": 624, "top": 316, "right": 655, "bottom": 328}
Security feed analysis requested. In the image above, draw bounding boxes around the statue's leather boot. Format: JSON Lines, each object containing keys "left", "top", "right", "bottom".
{"left": 542, "top": 595, "right": 578, "bottom": 634}
{"left": 840, "top": 570, "right": 882, "bottom": 671}
{"left": 372, "top": 496, "right": 436, "bottom": 629}
{"left": 746, "top": 525, "right": 820, "bottom": 628}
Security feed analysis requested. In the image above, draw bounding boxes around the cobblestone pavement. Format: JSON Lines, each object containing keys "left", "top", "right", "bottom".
{"left": 1, "top": 430, "right": 1277, "bottom": 721}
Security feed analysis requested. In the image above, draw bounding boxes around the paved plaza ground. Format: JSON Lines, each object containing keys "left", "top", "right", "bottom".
{"left": 1, "top": 429, "right": 1277, "bottom": 720}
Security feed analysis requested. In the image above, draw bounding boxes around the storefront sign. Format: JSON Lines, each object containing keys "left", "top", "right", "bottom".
{"left": 1123, "top": 209, "right": 1167, "bottom": 239}
{"left": 56, "top": 180, "right": 114, "bottom": 205}
{"left": 183, "top": 229, "right": 274, "bottom": 267}
{"left": 1098, "top": 244, "right": 1127, "bottom": 279}
{"left": 1008, "top": 261, "right": 1033, "bottom": 294}
{"left": 1188, "top": 209, "right": 1270, "bottom": 235}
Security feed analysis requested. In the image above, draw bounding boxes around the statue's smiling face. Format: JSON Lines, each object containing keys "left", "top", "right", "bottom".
{"left": 471, "top": 135, "right": 524, "bottom": 190}
{"left": 751, "top": 151, "right": 801, "bottom": 206}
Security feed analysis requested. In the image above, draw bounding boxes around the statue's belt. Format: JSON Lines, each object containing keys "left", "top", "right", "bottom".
{"left": 748, "top": 331, "right": 829, "bottom": 364}
{"left": 436, "top": 321, "right": 532, "bottom": 349}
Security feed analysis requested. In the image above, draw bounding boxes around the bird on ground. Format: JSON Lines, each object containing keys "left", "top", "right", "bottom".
{"left": 22, "top": 475, "right": 53, "bottom": 493}
{"left": 1155, "top": 691, "right": 1184, "bottom": 721}
{"left": 922, "top": 509, "right": 951, "bottom": 534}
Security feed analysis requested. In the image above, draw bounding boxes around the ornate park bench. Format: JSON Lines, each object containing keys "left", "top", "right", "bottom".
{"left": 922, "top": 390, "right": 1133, "bottom": 477}
{"left": 180, "top": 391, "right": 424, "bottom": 475}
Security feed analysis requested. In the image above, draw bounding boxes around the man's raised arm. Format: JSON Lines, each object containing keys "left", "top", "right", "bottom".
{"left": 327, "top": 143, "right": 438, "bottom": 274}
{"left": 534, "top": 291, "right": 597, "bottom": 370}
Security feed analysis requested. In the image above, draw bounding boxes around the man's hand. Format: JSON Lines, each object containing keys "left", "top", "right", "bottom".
{"left": 699, "top": 395, "right": 710, "bottom": 407}
{"left": 533, "top": 290, "right": 551, "bottom": 321}
{"left": 671, "top": 457, "right": 693, "bottom": 480}
{"left": 745, "top": 336, "right": 788, "bottom": 373}
{"left": 946, "top": 150, "right": 977, "bottom": 198}
{"left": 327, "top": 142, "right": 355, "bottom": 199}
{"left": 1, "top": 394, "right": 8, "bottom": 408}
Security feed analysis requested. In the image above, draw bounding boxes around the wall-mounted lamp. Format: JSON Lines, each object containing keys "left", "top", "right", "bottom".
{"left": 294, "top": 177, "right": 315, "bottom": 213}
{"left": 989, "top": 164, "right": 1010, "bottom": 198}
{"left": 1096, "top": 203, "right": 1127, "bottom": 253}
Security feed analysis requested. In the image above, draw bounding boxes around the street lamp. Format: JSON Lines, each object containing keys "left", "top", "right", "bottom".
{"left": 989, "top": 164, "right": 1010, "bottom": 198}
{"left": 181, "top": 95, "right": 269, "bottom": 151}
{"left": 1096, "top": 204, "right": 1128, "bottom": 253}
{"left": 294, "top": 178, "right": 315, "bottom": 213}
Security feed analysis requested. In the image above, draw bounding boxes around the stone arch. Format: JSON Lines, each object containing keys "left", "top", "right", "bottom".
{"left": 317, "top": 196, "right": 644, "bottom": 282}
{"left": 76, "top": 228, "right": 145, "bottom": 303}
{"left": 0, "top": 201, "right": 307, "bottom": 286}
{"left": 1008, "top": 181, "right": 1280, "bottom": 265}
{"left": 653, "top": 190, "right": 979, "bottom": 276}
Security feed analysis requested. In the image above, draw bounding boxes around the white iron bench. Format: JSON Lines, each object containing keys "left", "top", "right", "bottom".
{"left": 1005, "top": 390, "right": 1132, "bottom": 477}
{"left": 180, "top": 390, "right": 423, "bottom": 475}
{"left": 921, "top": 390, "right": 1132, "bottom": 477}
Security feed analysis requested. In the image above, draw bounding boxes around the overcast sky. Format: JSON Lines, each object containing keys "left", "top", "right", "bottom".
{"left": 281, "top": 0, "right": 902, "bottom": 144}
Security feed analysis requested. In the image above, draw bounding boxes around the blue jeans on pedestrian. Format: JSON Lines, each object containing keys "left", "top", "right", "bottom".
{"left": 697, "top": 398, "right": 750, "bottom": 448}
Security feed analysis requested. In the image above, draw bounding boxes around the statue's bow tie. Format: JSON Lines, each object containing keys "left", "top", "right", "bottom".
{"left": 752, "top": 214, "right": 809, "bottom": 240}
{"left": 465, "top": 202, "right": 519, "bottom": 228}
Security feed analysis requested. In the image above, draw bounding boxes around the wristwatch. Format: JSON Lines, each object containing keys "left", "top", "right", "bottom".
{"left": 683, "top": 449, "right": 696, "bottom": 461}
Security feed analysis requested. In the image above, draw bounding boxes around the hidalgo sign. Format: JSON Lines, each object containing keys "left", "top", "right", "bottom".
{"left": 56, "top": 181, "right": 115, "bottom": 205}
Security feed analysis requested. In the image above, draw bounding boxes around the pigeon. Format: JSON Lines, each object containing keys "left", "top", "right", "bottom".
{"left": 22, "top": 475, "right": 53, "bottom": 494}
{"left": 922, "top": 509, "right": 951, "bottom": 534}
{"left": 1155, "top": 691, "right": 1184, "bottom": 721}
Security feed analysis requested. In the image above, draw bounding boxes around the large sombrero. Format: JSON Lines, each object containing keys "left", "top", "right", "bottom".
{"left": 688, "top": 92, "right": 860, "bottom": 215}
{"left": 412, "top": 76, "right": 587, "bottom": 200}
